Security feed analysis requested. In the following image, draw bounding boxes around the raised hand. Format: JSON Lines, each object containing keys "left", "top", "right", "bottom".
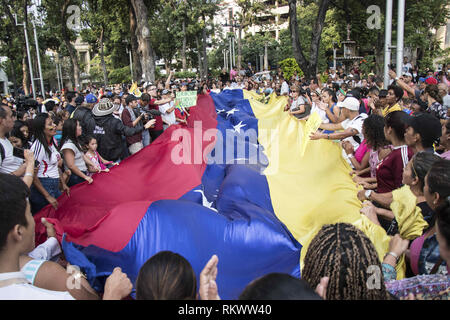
{"left": 199, "top": 255, "right": 220, "bottom": 300}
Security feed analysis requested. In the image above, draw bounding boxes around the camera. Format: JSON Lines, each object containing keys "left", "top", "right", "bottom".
{"left": 138, "top": 108, "right": 162, "bottom": 119}
{"left": 299, "top": 88, "right": 308, "bottom": 95}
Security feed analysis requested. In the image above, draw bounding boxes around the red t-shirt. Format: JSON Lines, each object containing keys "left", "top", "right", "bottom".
{"left": 376, "top": 145, "right": 413, "bottom": 193}
{"left": 148, "top": 99, "right": 163, "bottom": 131}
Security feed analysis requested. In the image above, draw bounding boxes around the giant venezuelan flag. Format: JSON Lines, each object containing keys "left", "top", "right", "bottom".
{"left": 34, "top": 89, "right": 401, "bottom": 299}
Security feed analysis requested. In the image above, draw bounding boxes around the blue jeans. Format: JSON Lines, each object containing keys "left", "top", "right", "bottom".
{"left": 142, "top": 129, "right": 150, "bottom": 147}
{"left": 30, "top": 177, "right": 61, "bottom": 215}
{"left": 68, "top": 171, "right": 88, "bottom": 187}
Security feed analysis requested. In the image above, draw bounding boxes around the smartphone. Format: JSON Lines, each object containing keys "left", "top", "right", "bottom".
{"left": 13, "top": 147, "right": 39, "bottom": 168}
{"left": 13, "top": 147, "right": 25, "bottom": 159}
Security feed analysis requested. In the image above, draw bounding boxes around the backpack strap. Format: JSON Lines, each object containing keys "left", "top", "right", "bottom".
{"left": 0, "top": 141, "right": 5, "bottom": 163}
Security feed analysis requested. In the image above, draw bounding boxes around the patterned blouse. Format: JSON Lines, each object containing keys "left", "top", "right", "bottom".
{"left": 427, "top": 101, "right": 448, "bottom": 120}
{"left": 383, "top": 266, "right": 449, "bottom": 300}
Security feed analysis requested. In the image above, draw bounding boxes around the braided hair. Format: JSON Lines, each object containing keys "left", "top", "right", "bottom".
{"left": 302, "top": 223, "right": 392, "bottom": 300}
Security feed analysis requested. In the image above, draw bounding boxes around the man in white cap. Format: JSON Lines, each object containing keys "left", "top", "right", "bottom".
{"left": 310, "top": 96, "right": 368, "bottom": 152}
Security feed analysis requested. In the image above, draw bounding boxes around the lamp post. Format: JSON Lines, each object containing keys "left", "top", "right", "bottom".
{"left": 396, "top": 0, "right": 405, "bottom": 77}
{"left": 32, "top": 21, "right": 45, "bottom": 96}
{"left": 384, "top": 0, "right": 393, "bottom": 89}
{"left": 223, "top": 20, "right": 240, "bottom": 72}
{"left": 15, "top": 14, "right": 35, "bottom": 98}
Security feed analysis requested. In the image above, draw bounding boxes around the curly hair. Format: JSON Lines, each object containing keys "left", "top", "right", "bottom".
{"left": 363, "top": 114, "right": 389, "bottom": 150}
{"left": 425, "top": 84, "right": 443, "bottom": 105}
{"left": 302, "top": 223, "right": 392, "bottom": 300}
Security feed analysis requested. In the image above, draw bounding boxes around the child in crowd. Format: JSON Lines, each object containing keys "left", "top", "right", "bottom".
{"left": 83, "top": 135, "right": 118, "bottom": 176}
{"left": 53, "top": 115, "right": 64, "bottom": 146}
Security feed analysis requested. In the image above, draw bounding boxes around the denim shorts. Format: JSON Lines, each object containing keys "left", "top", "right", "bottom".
{"left": 30, "top": 177, "right": 61, "bottom": 215}
{"left": 67, "top": 171, "right": 88, "bottom": 187}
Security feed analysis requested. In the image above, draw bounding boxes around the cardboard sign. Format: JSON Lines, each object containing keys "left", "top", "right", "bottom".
{"left": 300, "top": 112, "right": 322, "bottom": 157}
{"left": 175, "top": 91, "right": 197, "bottom": 109}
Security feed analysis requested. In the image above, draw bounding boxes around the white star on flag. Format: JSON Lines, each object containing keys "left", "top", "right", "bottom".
{"left": 226, "top": 108, "right": 238, "bottom": 118}
{"left": 233, "top": 121, "right": 246, "bottom": 134}
{"left": 194, "top": 189, "right": 218, "bottom": 212}
{"left": 216, "top": 108, "right": 225, "bottom": 114}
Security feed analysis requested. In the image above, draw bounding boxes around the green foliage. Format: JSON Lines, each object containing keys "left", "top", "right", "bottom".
{"left": 279, "top": 58, "right": 303, "bottom": 80}
{"left": 109, "top": 66, "right": 131, "bottom": 84}
{"left": 358, "top": 55, "right": 377, "bottom": 75}
{"left": 174, "top": 71, "right": 197, "bottom": 79}
{"left": 240, "top": 33, "right": 279, "bottom": 70}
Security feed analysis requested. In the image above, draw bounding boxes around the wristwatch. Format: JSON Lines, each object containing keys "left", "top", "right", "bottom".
{"left": 365, "top": 190, "right": 372, "bottom": 200}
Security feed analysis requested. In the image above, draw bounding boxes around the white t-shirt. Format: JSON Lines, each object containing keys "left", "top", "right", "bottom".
{"left": 280, "top": 81, "right": 289, "bottom": 95}
{"left": 443, "top": 94, "right": 450, "bottom": 111}
{"left": 290, "top": 96, "right": 306, "bottom": 111}
{"left": 159, "top": 102, "right": 176, "bottom": 130}
{"left": 60, "top": 139, "right": 87, "bottom": 172}
{"left": 310, "top": 102, "right": 329, "bottom": 123}
{"left": 30, "top": 139, "right": 61, "bottom": 179}
{"left": 402, "top": 63, "right": 412, "bottom": 74}
{"left": 340, "top": 113, "right": 368, "bottom": 150}
{"left": 0, "top": 272, "right": 74, "bottom": 300}
{"left": 0, "top": 137, "right": 23, "bottom": 174}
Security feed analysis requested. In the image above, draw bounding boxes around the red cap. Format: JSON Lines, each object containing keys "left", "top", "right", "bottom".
{"left": 425, "top": 77, "right": 438, "bottom": 85}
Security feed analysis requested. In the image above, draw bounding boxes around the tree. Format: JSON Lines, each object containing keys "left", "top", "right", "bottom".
{"left": 130, "top": 0, "right": 156, "bottom": 82}
{"left": 186, "top": 0, "right": 220, "bottom": 79}
{"left": 0, "top": 0, "right": 29, "bottom": 95}
{"left": 150, "top": 1, "right": 180, "bottom": 74}
{"left": 80, "top": 0, "right": 112, "bottom": 87}
{"left": 40, "top": 0, "right": 82, "bottom": 91}
{"left": 288, "top": 0, "right": 331, "bottom": 78}
{"left": 235, "top": 0, "right": 266, "bottom": 71}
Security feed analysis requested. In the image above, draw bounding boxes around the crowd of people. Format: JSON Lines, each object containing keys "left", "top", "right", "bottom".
{"left": 0, "top": 58, "right": 449, "bottom": 300}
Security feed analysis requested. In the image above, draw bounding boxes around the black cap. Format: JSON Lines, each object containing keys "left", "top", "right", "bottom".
{"left": 406, "top": 112, "right": 442, "bottom": 144}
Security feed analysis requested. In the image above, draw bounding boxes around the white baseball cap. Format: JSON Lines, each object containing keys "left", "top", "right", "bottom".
{"left": 341, "top": 97, "right": 360, "bottom": 111}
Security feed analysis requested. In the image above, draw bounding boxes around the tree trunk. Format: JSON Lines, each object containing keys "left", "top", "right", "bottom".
{"left": 62, "top": 0, "right": 81, "bottom": 91}
{"left": 182, "top": 18, "right": 187, "bottom": 71}
{"left": 195, "top": 36, "right": 203, "bottom": 79}
{"left": 99, "top": 27, "right": 109, "bottom": 88}
{"left": 130, "top": 0, "right": 156, "bottom": 82}
{"left": 22, "top": 56, "right": 29, "bottom": 95}
{"left": 201, "top": 26, "right": 208, "bottom": 79}
{"left": 288, "top": 0, "right": 330, "bottom": 78}
{"left": 164, "top": 59, "right": 170, "bottom": 76}
{"left": 10, "top": 58, "right": 18, "bottom": 97}
{"left": 308, "top": 0, "right": 330, "bottom": 76}
{"left": 129, "top": 2, "right": 142, "bottom": 82}
{"left": 22, "top": 0, "right": 31, "bottom": 95}
{"left": 374, "top": 31, "right": 384, "bottom": 76}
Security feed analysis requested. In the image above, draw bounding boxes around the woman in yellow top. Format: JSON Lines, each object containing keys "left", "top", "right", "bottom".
{"left": 382, "top": 85, "right": 404, "bottom": 117}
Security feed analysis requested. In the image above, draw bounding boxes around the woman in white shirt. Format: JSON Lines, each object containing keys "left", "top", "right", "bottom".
{"left": 60, "top": 119, "right": 93, "bottom": 187}
{"left": 29, "top": 113, "right": 69, "bottom": 214}
{"left": 309, "top": 89, "right": 329, "bottom": 122}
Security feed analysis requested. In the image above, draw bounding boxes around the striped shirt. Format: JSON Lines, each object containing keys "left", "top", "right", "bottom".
{"left": 30, "top": 138, "right": 61, "bottom": 179}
